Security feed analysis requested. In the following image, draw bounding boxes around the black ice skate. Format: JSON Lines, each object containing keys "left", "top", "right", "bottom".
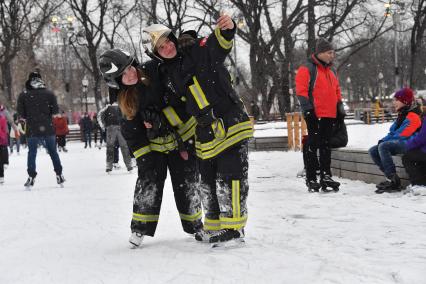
{"left": 209, "top": 229, "right": 245, "bottom": 248}
{"left": 320, "top": 175, "right": 340, "bottom": 192}
{"left": 24, "top": 177, "right": 35, "bottom": 190}
{"left": 375, "top": 174, "right": 401, "bottom": 194}
{"left": 195, "top": 229, "right": 216, "bottom": 242}
{"left": 56, "top": 174, "right": 65, "bottom": 187}
{"left": 306, "top": 180, "right": 321, "bottom": 192}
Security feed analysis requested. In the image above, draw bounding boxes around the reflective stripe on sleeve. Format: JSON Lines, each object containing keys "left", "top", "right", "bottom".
{"left": 214, "top": 28, "right": 233, "bottom": 50}
{"left": 189, "top": 76, "right": 210, "bottom": 110}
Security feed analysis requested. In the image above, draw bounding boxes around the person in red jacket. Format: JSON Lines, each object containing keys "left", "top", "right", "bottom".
{"left": 53, "top": 111, "right": 69, "bottom": 152}
{"left": 295, "top": 38, "right": 343, "bottom": 192}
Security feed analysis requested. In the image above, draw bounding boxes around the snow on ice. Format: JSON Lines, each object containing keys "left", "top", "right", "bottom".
{"left": 0, "top": 122, "right": 425, "bottom": 284}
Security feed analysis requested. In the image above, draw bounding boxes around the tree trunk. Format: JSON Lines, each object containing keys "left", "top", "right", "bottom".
{"left": 1, "top": 61, "right": 14, "bottom": 106}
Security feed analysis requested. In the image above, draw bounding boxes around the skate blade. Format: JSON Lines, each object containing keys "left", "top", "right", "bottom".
{"left": 210, "top": 238, "right": 246, "bottom": 250}
{"left": 58, "top": 183, "right": 64, "bottom": 188}
{"left": 24, "top": 186, "right": 32, "bottom": 191}
{"left": 129, "top": 243, "right": 142, "bottom": 249}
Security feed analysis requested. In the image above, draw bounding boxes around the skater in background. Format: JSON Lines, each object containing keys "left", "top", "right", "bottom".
{"left": 97, "top": 91, "right": 133, "bottom": 173}
{"left": 369, "top": 88, "right": 422, "bottom": 194}
{"left": 92, "top": 113, "right": 104, "bottom": 149}
{"left": 145, "top": 13, "right": 253, "bottom": 245}
{"left": 9, "top": 116, "right": 24, "bottom": 155}
{"left": 0, "top": 109, "right": 10, "bottom": 184}
{"left": 99, "top": 49, "right": 202, "bottom": 248}
{"left": 295, "top": 37, "right": 343, "bottom": 192}
{"left": 53, "top": 111, "right": 69, "bottom": 152}
{"left": 16, "top": 70, "right": 65, "bottom": 188}
{"left": 80, "top": 113, "right": 93, "bottom": 148}
{"left": 402, "top": 115, "right": 426, "bottom": 195}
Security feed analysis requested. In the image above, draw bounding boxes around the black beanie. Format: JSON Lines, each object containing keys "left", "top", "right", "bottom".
{"left": 315, "top": 38, "right": 334, "bottom": 54}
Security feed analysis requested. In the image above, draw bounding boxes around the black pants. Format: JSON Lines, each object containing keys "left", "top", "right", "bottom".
{"left": 198, "top": 142, "right": 249, "bottom": 231}
{"left": 0, "top": 146, "right": 8, "bottom": 177}
{"left": 402, "top": 149, "right": 426, "bottom": 185}
{"left": 131, "top": 146, "right": 203, "bottom": 237}
{"left": 56, "top": 135, "right": 66, "bottom": 147}
{"left": 305, "top": 117, "right": 334, "bottom": 181}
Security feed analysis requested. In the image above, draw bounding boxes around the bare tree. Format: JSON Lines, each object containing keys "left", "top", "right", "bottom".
{"left": 66, "top": 0, "right": 109, "bottom": 111}
{"left": 409, "top": 0, "right": 426, "bottom": 88}
{"left": 0, "top": 0, "right": 61, "bottom": 105}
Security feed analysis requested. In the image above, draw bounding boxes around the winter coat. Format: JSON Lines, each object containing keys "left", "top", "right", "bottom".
{"left": 17, "top": 80, "right": 58, "bottom": 137}
{"left": 0, "top": 114, "right": 8, "bottom": 146}
{"left": 381, "top": 104, "right": 422, "bottom": 143}
{"left": 295, "top": 55, "right": 342, "bottom": 118}
{"left": 53, "top": 116, "right": 69, "bottom": 136}
{"left": 405, "top": 117, "right": 426, "bottom": 153}
{"left": 80, "top": 116, "right": 93, "bottom": 132}
{"left": 121, "top": 60, "right": 196, "bottom": 165}
{"left": 159, "top": 27, "right": 253, "bottom": 160}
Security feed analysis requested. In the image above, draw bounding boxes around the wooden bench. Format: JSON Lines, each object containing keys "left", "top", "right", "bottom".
{"left": 331, "top": 148, "right": 410, "bottom": 187}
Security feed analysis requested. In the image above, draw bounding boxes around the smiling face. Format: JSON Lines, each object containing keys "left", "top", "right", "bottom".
{"left": 157, "top": 38, "right": 177, "bottom": 59}
{"left": 393, "top": 98, "right": 405, "bottom": 111}
{"left": 121, "top": 66, "right": 138, "bottom": 86}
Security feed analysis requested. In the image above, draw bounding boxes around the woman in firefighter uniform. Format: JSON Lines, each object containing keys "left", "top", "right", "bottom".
{"left": 98, "top": 49, "right": 202, "bottom": 248}
{"left": 144, "top": 14, "right": 253, "bottom": 244}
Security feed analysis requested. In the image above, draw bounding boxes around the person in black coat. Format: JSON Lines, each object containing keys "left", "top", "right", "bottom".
{"left": 17, "top": 71, "right": 65, "bottom": 188}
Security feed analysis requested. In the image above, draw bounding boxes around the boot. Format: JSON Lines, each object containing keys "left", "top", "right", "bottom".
{"left": 320, "top": 175, "right": 340, "bottom": 192}
{"left": 306, "top": 179, "right": 321, "bottom": 192}
{"left": 209, "top": 228, "right": 244, "bottom": 244}
{"left": 194, "top": 229, "right": 217, "bottom": 242}
{"left": 129, "top": 232, "right": 144, "bottom": 248}
{"left": 375, "top": 173, "right": 401, "bottom": 194}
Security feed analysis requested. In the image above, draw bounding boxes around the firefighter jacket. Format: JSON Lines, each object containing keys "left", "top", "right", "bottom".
{"left": 295, "top": 55, "right": 342, "bottom": 118}
{"left": 120, "top": 60, "right": 196, "bottom": 168}
{"left": 159, "top": 27, "right": 253, "bottom": 160}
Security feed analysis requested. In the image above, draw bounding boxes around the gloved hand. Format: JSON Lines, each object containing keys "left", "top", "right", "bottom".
{"left": 141, "top": 109, "right": 162, "bottom": 139}
{"left": 378, "top": 139, "right": 383, "bottom": 145}
{"left": 177, "top": 31, "right": 197, "bottom": 53}
{"left": 336, "top": 101, "right": 346, "bottom": 120}
{"left": 196, "top": 109, "right": 217, "bottom": 127}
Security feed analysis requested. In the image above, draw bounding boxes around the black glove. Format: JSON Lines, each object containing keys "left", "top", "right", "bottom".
{"left": 196, "top": 109, "right": 216, "bottom": 127}
{"left": 337, "top": 101, "right": 346, "bottom": 120}
{"left": 177, "top": 32, "right": 196, "bottom": 53}
{"left": 141, "top": 109, "right": 162, "bottom": 139}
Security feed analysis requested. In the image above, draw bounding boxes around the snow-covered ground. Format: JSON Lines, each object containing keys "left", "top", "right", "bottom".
{"left": 1, "top": 126, "right": 425, "bottom": 283}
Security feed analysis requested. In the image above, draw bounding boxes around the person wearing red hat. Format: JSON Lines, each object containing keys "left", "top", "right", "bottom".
{"left": 368, "top": 88, "right": 422, "bottom": 193}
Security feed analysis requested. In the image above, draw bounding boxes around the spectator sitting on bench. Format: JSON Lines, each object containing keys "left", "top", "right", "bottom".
{"left": 402, "top": 115, "right": 426, "bottom": 195}
{"left": 368, "top": 88, "right": 422, "bottom": 194}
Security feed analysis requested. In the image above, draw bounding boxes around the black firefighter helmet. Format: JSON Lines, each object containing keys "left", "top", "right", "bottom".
{"left": 98, "top": 49, "right": 136, "bottom": 89}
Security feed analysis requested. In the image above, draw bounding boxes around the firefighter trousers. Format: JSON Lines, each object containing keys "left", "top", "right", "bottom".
{"left": 131, "top": 149, "right": 203, "bottom": 237}
{"left": 198, "top": 141, "right": 249, "bottom": 231}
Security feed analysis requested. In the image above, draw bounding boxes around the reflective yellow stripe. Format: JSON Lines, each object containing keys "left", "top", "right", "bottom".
{"left": 214, "top": 28, "right": 233, "bottom": 50}
{"left": 199, "top": 121, "right": 252, "bottom": 150}
{"left": 189, "top": 76, "right": 210, "bottom": 110}
{"left": 232, "top": 180, "right": 240, "bottom": 219}
{"left": 162, "top": 106, "right": 183, "bottom": 127}
{"left": 204, "top": 218, "right": 221, "bottom": 231}
{"left": 147, "top": 117, "right": 196, "bottom": 153}
{"left": 133, "top": 145, "right": 151, "bottom": 158}
{"left": 220, "top": 215, "right": 247, "bottom": 230}
{"left": 212, "top": 119, "right": 226, "bottom": 139}
{"left": 179, "top": 210, "right": 202, "bottom": 222}
{"left": 195, "top": 121, "right": 253, "bottom": 160}
{"left": 132, "top": 213, "right": 159, "bottom": 222}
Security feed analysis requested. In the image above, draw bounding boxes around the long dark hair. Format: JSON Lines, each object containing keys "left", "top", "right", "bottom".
{"left": 118, "top": 68, "right": 150, "bottom": 119}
